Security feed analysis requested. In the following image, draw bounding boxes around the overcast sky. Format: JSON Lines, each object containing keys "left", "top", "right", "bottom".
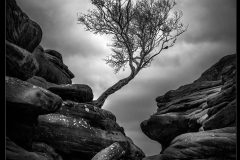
{"left": 17, "top": 0, "right": 236, "bottom": 156}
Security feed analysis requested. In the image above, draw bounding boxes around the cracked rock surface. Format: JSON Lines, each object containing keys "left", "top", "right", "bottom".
{"left": 141, "top": 54, "right": 236, "bottom": 159}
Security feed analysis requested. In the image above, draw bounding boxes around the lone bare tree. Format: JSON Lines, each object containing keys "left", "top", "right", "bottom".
{"left": 78, "top": 0, "right": 187, "bottom": 108}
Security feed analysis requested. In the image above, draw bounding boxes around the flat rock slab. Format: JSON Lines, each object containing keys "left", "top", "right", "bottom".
{"left": 27, "top": 77, "right": 94, "bottom": 103}
{"left": 59, "top": 101, "right": 116, "bottom": 122}
{"left": 48, "top": 84, "right": 93, "bottom": 103}
{"left": 6, "top": 76, "right": 62, "bottom": 115}
{"left": 58, "top": 101, "right": 124, "bottom": 133}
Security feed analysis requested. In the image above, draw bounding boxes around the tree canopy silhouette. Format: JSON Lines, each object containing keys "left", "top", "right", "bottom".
{"left": 78, "top": 0, "right": 187, "bottom": 108}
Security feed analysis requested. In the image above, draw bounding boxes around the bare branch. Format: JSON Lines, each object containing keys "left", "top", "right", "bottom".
{"left": 78, "top": 0, "right": 187, "bottom": 107}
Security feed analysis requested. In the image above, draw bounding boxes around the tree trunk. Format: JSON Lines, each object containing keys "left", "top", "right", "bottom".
{"left": 94, "top": 73, "right": 135, "bottom": 108}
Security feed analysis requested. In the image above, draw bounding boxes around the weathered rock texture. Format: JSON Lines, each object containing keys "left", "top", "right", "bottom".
{"left": 6, "top": 0, "right": 144, "bottom": 160}
{"left": 48, "top": 84, "right": 93, "bottom": 103}
{"left": 141, "top": 54, "right": 236, "bottom": 159}
{"left": 32, "top": 46, "right": 74, "bottom": 84}
{"left": 34, "top": 101, "right": 144, "bottom": 160}
{"left": 6, "top": 0, "right": 42, "bottom": 52}
{"left": 6, "top": 76, "right": 62, "bottom": 149}
{"left": 44, "top": 49, "right": 75, "bottom": 79}
{"left": 6, "top": 40, "right": 39, "bottom": 80}
{"left": 27, "top": 76, "right": 93, "bottom": 103}
{"left": 6, "top": 76, "right": 62, "bottom": 115}
{"left": 6, "top": 75, "right": 144, "bottom": 160}
{"left": 91, "top": 142, "right": 125, "bottom": 160}
{"left": 142, "top": 127, "right": 236, "bottom": 160}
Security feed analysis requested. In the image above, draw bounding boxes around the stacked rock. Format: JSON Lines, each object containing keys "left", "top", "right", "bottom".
{"left": 5, "top": 0, "right": 145, "bottom": 160}
{"left": 141, "top": 54, "right": 236, "bottom": 159}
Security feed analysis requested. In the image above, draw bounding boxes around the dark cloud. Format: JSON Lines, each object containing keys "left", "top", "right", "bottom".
{"left": 17, "top": 0, "right": 108, "bottom": 58}
{"left": 16, "top": 0, "right": 236, "bottom": 156}
{"left": 176, "top": 0, "right": 236, "bottom": 44}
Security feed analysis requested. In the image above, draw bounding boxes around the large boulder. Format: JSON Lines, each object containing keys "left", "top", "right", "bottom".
{"left": 6, "top": 0, "right": 42, "bottom": 52}
{"left": 141, "top": 113, "right": 197, "bottom": 149}
{"left": 6, "top": 76, "right": 62, "bottom": 115}
{"left": 141, "top": 54, "right": 236, "bottom": 157}
{"left": 6, "top": 76, "right": 62, "bottom": 149}
{"left": 27, "top": 76, "right": 94, "bottom": 103}
{"left": 48, "top": 84, "right": 93, "bottom": 103}
{"left": 59, "top": 101, "right": 117, "bottom": 123}
{"left": 6, "top": 137, "right": 62, "bottom": 160}
{"left": 44, "top": 49, "right": 74, "bottom": 79}
{"left": 6, "top": 40, "right": 39, "bottom": 80}
{"left": 32, "top": 46, "right": 73, "bottom": 84}
{"left": 142, "top": 127, "right": 236, "bottom": 160}
{"left": 57, "top": 101, "right": 125, "bottom": 133}
{"left": 34, "top": 101, "right": 144, "bottom": 160}
{"left": 141, "top": 79, "right": 229, "bottom": 149}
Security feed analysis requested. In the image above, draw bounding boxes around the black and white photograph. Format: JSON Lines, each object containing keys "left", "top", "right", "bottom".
{"left": 6, "top": 0, "right": 236, "bottom": 159}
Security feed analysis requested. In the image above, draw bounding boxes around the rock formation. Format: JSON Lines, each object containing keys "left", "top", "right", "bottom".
{"left": 141, "top": 54, "right": 236, "bottom": 159}
{"left": 6, "top": 40, "right": 39, "bottom": 80}
{"left": 6, "top": 0, "right": 42, "bottom": 52}
{"left": 6, "top": 0, "right": 236, "bottom": 159}
{"left": 32, "top": 45, "right": 74, "bottom": 84}
{"left": 5, "top": 0, "right": 145, "bottom": 159}
{"left": 91, "top": 142, "right": 125, "bottom": 160}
